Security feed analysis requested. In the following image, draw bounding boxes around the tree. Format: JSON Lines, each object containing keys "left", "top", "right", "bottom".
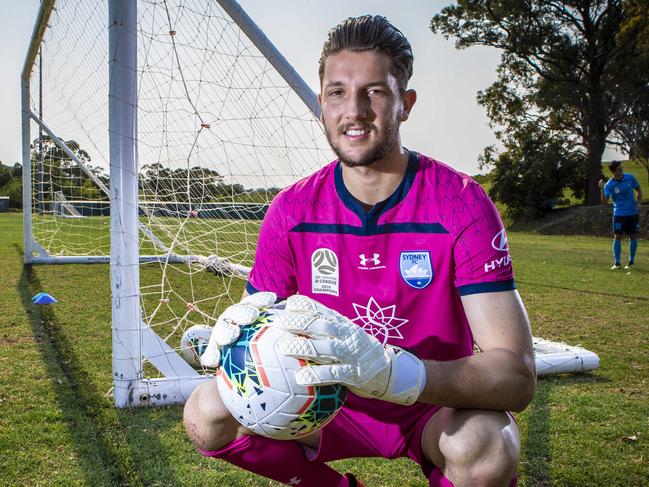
{"left": 431, "top": 0, "right": 649, "bottom": 206}
{"left": 617, "top": 93, "right": 649, "bottom": 185}
{"left": 6, "top": 179, "right": 23, "bottom": 209}
{"left": 140, "top": 163, "right": 225, "bottom": 202}
{"left": 481, "top": 123, "right": 583, "bottom": 219}
{"left": 616, "top": 0, "right": 649, "bottom": 185}
{"left": 30, "top": 135, "right": 102, "bottom": 200}
{"left": 0, "top": 162, "right": 12, "bottom": 188}
{"left": 0, "top": 162, "right": 22, "bottom": 209}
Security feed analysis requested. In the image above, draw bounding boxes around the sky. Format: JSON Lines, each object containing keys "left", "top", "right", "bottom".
{"left": 0, "top": 0, "right": 621, "bottom": 176}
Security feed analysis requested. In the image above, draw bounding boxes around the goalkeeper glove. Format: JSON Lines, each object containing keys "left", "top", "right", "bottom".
{"left": 199, "top": 291, "right": 277, "bottom": 367}
{"left": 274, "top": 295, "right": 426, "bottom": 406}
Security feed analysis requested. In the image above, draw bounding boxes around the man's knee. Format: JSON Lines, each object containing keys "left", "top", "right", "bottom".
{"left": 424, "top": 409, "right": 519, "bottom": 487}
{"left": 183, "top": 379, "right": 245, "bottom": 452}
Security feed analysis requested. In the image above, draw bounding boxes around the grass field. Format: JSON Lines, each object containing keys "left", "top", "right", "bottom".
{"left": 1, "top": 211, "right": 648, "bottom": 486}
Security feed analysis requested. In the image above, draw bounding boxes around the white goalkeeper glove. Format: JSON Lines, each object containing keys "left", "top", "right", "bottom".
{"left": 199, "top": 291, "right": 278, "bottom": 367}
{"left": 274, "top": 295, "right": 427, "bottom": 406}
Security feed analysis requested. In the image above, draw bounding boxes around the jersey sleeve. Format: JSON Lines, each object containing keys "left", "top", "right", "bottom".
{"left": 246, "top": 193, "right": 298, "bottom": 298}
{"left": 631, "top": 174, "right": 640, "bottom": 189}
{"left": 452, "top": 182, "right": 515, "bottom": 296}
{"left": 604, "top": 180, "right": 613, "bottom": 198}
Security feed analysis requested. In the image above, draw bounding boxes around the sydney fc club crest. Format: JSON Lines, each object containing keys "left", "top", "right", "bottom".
{"left": 400, "top": 251, "right": 433, "bottom": 289}
{"left": 311, "top": 248, "right": 339, "bottom": 296}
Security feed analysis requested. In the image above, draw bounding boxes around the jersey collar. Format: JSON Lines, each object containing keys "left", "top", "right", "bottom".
{"left": 334, "top": 150, "right": 419, "bottom": 230}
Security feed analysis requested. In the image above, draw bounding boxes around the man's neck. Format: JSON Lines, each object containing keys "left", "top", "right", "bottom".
{"left": 341, "top": 147, "right": 410, "bottom": 209}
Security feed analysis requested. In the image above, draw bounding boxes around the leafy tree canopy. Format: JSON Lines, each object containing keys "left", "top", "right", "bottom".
{"left": 0, "top": 162, "right": 22, "bottom": 208}
{"left": 431, "top": 0, "right": 649, "bottom": 208}
{"left": 481, "top": 123, "right": 584, "bottom": 219}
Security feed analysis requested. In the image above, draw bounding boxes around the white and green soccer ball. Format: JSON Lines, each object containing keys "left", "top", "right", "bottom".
{"left": 217, "top": 308, "right": 348, "bottom": 440}
{"left": 179, "top": 325, "right": 212, "bottom": 367}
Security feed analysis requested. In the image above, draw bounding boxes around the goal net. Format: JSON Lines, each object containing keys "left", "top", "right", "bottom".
{"left": 22, "top": 0, "right": 598, "bottom": 407}
{"left": 52, "top": 191, "right": 85, "bottom": 218}
{"left": 24, "top": 0, "right": 332, "bottom": 405}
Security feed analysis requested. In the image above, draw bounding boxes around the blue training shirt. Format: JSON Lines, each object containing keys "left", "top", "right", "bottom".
{"left": 604, "top": 173, "right": 640, "bottom": 216}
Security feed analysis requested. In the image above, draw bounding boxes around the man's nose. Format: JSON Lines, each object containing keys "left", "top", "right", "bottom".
{"left": 344, "top": 92, "right": 370, "bottom": 120}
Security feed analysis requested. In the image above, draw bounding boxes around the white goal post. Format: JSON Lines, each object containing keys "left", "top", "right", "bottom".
{"left": 533, "top": 337, "right": 600, "bottom": 376}
{"left": 22, "top": 0, "right": 599, "bottom": 408}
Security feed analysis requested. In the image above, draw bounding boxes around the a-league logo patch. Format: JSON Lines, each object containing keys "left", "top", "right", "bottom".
{"left": 400, "top": 251, "right": 433, "bottom": 289}
{"left": 311, "top": 248, "right": 339, "bottom": 296}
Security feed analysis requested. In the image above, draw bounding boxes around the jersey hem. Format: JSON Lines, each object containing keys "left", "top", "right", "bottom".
{"left": 457, "top": 279, "right": 516, "bottom": 296}
{"left": 245, "top": 281, "right": 261, "bottom": 295}
{"left": 245, "top": 281, "right": 288, "bottom": 301}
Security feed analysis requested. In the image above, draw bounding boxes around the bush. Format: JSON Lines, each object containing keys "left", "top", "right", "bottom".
{"left": 0, "top": 164, "right": 12, "bottom": 187}
{"left": 6, "top": 179, "right": 23, "bottom": 209}
{"left": 483, "top": 125, "right": 582, "bottom": 220}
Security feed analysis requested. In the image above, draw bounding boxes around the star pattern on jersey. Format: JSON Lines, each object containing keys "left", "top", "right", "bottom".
{"left": 350, "top": 297, "right": 409, "bottom": 345}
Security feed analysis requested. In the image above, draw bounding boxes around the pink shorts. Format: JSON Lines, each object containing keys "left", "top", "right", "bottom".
{"left": 200, "top": 392, "right": 517, "bottom": 486}
{"left": 306, "top": 395, "right": 441, "bottom": 479}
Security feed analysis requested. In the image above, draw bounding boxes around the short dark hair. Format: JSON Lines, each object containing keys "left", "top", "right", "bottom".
{"left": 609, "top": 160, "right": 622, "bottom": 172}
{"left": 319, "top": 15, "right": 413, "bottom": 92}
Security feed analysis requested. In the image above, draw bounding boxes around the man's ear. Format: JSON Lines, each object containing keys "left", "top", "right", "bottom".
{"left": 400, "top": 89, "right": 417, "bottom": 122}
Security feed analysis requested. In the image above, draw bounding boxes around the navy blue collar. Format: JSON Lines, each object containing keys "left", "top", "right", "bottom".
{"left": 334, "top": 151, "right": 419, "bottom": 231}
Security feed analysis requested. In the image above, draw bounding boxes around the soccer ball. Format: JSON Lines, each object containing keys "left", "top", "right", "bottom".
{"left": 179, "top": 325, "right": 212, "bottom": 367}
{"left": 217, "top": 309, "right": 347, "bottom": 440}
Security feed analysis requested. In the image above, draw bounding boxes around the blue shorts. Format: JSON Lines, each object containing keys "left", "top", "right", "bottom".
{"left": 613, "top": 214, "right": 640, "bottom": 235}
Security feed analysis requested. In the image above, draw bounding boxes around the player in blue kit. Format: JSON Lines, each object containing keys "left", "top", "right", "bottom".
{"left": 599, "top": 161, "right": 643, "bottom": 269}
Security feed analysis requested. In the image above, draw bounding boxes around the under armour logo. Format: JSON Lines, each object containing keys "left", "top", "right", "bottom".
{"left": 359, "top": 253, "right": 381, "bottom": 266}
{"left": 288, "top": 477, "right": 302, "bottom": 485}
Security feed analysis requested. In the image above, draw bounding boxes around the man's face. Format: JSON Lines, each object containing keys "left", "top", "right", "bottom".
{"left": 612, "top": 165, "right": 624, "bottom": 180}
{"left": 319, "top": 49, "right": 412, "bottom": 167}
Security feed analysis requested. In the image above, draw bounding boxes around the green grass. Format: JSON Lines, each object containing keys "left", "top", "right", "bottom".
{"left": 30, "top": 214, "right": 261, "bottom": 263}
{"left": 1, "top": 212, "right": 648, "bottom": 485}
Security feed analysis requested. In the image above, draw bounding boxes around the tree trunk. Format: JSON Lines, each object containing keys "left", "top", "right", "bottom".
{"left": 584, "top": 133, "right": 607, "bottom": 206}
{"left": 643, "top": 159, "right": 649, "bottom": 200}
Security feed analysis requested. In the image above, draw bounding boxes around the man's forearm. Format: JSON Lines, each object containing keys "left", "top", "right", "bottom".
{"left": 600, "top": 189, "right": 608, "bottom": 205}
{"left": 417, "top": 348, "right": 536, "bottom": 412}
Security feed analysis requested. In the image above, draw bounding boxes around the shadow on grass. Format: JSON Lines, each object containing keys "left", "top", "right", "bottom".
{"left": 114, "top": 407, "right": 187, "bottom": 486}
{"left": 516, "top": 279, "right": 649, "bottom": 301}
{"left": 523, "top": 379, "right": 553, "bottom": 486}
{"left": 522, "top": 372, "right": 608, "bottom": 486}
{"left": 17, "top": 252, "right": 181, "bottom": 486}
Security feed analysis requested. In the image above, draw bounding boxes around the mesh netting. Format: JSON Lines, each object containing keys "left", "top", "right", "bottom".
{"left": 29, "top": 0, "right": 332, "bottom": 384}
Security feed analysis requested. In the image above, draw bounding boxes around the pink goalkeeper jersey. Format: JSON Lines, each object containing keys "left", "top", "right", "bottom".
{"left": 248, "top": 152, "right": 515, "bottom": 406}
